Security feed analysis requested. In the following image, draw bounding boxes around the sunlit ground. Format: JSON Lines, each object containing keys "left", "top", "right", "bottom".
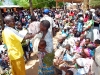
{"left": 25, "top": 54, "right": 39, "bottom": 75}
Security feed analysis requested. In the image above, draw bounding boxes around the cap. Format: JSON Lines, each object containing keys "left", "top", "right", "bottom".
{"left": 43, "top": 9, "right": 50, "bottom": 14}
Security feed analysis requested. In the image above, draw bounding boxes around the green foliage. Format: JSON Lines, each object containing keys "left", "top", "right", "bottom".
{"left": 0, "top": 1, "right": 2, "bottom": 5}
{"left": 11, "top": 0, "right": 56, "bottom": 8}
{"left": 32, "top": 0, "right": 56, "bottom": 8}
{"left": 58, "top": 2, "right": 64, "bottom": 7}
{"left": 43, "top": 52, "right": 54, "bottom": 67}
{"left": 45, "top": 0, "right": 56, "bottom": 8}
{"left": 90, "top": 0, "right": 100, "bottom": 7}
{"left": 12, "top": 0, "right": 29, "bottom": 8}
{"left": 32, "top": 0, "right": 44, "bottom": 8}
{"left": 0, "top": 1, "right": 3, "bottom": 5}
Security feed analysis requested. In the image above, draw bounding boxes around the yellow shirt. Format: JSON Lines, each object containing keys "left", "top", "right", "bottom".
{"left": 2, "top": 26, "right": 25, "bottom": 60}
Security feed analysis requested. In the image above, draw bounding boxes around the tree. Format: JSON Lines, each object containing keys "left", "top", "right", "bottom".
{"left": 32, "top": 0, "right": 56, "bottom": 8}
{"left": 12, "top": 0, "right": 29, "bottom": 8}
{"left": 45, "top": 0, "right": 56, "bottom": 8}
{"left": 58, "top": 2, "right": 63, "bottom": 8}
{"left": 12, "top": 0, "right": 56, "bottom": 8}
{"left": 83, "top": 0, "right": 89, "bottom": 12}
{"left": 0, "top": 1, "right": 2, "bottom": 5}
{"left": 29, "top": 0, "right": 33, "bottom": 15}
{"left": 89, "top": 0, "right": 100, "bottom": 8}
{"left": 0, "top": 0, "right": 4, "bottom": 5}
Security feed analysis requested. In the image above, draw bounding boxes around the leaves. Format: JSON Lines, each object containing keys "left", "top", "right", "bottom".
{"left": 0, "top": 1, "right": 3, "bottom": 5}
{"left": 58, "top": 2, "right": 63, "bottom": 7}
{"left": 18, "top": 0, "right": 29, "bottom": 8}
{"left": 11, "top": 0, "right": 56, "bottom": 8}
{"left": 89, "top": 0, "right": 100, "bottom": 7}
{"left": 12, "top": 0, "right": 29, "bottom": 8}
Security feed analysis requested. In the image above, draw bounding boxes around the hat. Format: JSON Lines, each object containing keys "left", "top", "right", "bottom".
{"left": 85, "top": 11, "right": 89, "bottom": 14}
{"left": 43, "top": 9, "right": 50, "bottom": 14}
{"left": 90, "top": 9, "right": 95, "bottom": 13}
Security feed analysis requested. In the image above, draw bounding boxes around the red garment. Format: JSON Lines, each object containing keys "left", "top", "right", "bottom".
{"left": 84, "top": 15, "right": 89, "bottom": 22}
{"left": 69, "top": 12, "right": 74, "bottom": 16}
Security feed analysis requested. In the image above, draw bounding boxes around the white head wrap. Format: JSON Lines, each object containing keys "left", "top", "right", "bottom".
{"left": 90, "top": 9, "right": 95, "bottom": 13}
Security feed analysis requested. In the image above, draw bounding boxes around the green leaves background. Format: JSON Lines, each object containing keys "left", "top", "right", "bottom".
{"left": 89, "top": 0, "right": 100, "bottom": 8}
{"left": 11, "top": 0, "right": 56, "bottom": 8}
{"left": 0, "top": 0, "right": 100, "bottom": 8}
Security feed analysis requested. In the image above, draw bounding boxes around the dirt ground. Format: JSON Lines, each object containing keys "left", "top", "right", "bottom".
{"left": 25, "top": 55, "right": 39, "bottom": 75}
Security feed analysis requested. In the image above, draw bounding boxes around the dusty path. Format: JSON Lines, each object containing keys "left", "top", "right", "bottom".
{"left": 26, "top": 55, "right": 39, "bottom": 75}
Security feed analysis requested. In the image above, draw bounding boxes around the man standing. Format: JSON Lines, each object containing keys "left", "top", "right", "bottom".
{"left": 2, "top": 15, "right": 34, "bottom": 75}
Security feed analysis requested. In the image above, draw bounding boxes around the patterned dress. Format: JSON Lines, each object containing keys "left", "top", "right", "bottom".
{"left": 38, "top": 52, "right": 55, "bottom": 75}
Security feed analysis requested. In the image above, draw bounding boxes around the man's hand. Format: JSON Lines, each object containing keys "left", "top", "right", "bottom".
{"left": 24, "top": 33, "right": 35, "bottom": 40}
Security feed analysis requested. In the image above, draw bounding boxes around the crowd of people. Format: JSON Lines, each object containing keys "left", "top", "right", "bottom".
{"left": 0, "top": 7, "right": 100, "bottom": 75}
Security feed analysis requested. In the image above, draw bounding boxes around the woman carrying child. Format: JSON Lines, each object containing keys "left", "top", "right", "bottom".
{"left": 32, "top": 20, "right": 55, "bottom": 75}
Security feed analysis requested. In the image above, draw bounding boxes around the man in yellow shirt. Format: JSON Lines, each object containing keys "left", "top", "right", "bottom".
{"left": 2, "top": 15, "right": 34, "bottom": 75}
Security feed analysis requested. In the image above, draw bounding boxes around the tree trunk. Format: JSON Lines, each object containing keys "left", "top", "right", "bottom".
{"left": 29, "top": 0, "right": 33, "bottom": 15}
{"left": 83, "top": 0, "right": 89, "bottom": 13}
{"left": 56, "top": 1, "right": 58, "bottom": 9}
{"left": 0, "top": 9, "right": 4, "bottom": 30}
